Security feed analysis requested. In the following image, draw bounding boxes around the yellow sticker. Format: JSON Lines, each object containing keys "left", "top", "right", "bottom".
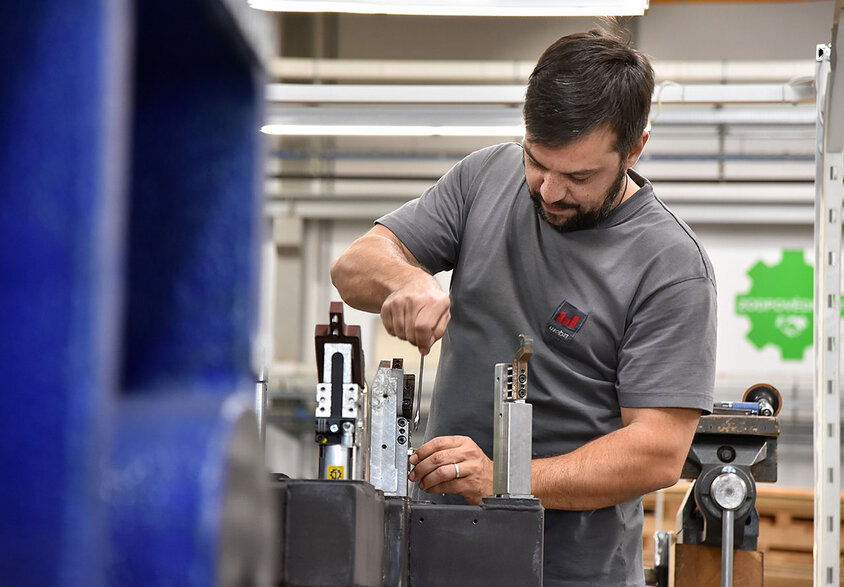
{"left": 327, "top": 466, "right": 345, "bottom": 480}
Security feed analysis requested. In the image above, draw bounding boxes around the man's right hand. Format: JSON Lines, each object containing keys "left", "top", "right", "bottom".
{"left": 331, "top": 224, "right": 450, "bottom": 355}
{"left": 381, "top": 279, "right": 450, "bottom": 355}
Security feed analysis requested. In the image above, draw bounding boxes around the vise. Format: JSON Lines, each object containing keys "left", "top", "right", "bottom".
{"left": 664, "top": 384, "right": 782, "bottom": 587}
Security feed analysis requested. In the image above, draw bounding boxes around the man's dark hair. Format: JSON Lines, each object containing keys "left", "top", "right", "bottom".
{"left": 523, "top": 29, "right": 654, "bottom": 155}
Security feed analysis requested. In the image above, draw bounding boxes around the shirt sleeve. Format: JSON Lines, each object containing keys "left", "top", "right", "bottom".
{"left": 615, "top": 276, "right": 717, "bottom": 413}
{"left": 376, "top": 146, "right": 496, "bottom": 274}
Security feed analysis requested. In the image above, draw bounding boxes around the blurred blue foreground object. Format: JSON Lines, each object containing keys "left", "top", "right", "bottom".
{"left": 0, "top": 1, "right": 270, "bottom": 585}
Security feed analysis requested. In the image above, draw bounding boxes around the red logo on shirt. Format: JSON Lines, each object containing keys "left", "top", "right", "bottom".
{"left": 545, "top": 300, "right": 588, "bottom": 342}
{"left": 554, "top": 311, "right": 582, "bottom": 329}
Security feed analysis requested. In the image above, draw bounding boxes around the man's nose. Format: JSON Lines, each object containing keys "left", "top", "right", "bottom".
{"left": 540, "top": 173, "right": 568, "bottom": 203}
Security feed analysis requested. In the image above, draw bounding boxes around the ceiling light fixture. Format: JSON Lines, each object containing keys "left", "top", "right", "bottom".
{"left": 248, "top": 0, "right": 649, "bottom": 17}
{"left": 260, "top": 124, "right": 526, "bottom": 136}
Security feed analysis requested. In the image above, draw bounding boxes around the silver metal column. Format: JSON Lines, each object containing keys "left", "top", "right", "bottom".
{"left": 710, "top": 466, "right": 747, "bottom": 587}
{"left": 255, "top": 364, "right": 268, "bottom": 447}
{"left": 814, "top": 6, "right": 844, "bottom": 583}
{"left": 493, "top": 335, "right": 534, "bottom": 498}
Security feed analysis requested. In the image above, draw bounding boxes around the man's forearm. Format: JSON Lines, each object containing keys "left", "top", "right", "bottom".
{"left": 331, "top": 226, "right": 451, "bottom": 354}
{"left": 331, "top": 230, "right": 430, "bottom": 312}
{"left": 531, "top": 408, "right": 698, "bottom": 510}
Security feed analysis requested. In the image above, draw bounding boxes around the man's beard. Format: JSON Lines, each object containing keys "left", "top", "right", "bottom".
{"left": 529, "top": 164, "right": 627, "bottom": 233}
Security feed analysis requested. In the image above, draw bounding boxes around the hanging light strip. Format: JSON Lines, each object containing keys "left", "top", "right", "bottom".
{"left": 248, "top": 0, "right": 649, "bottom": 17}
{"left": 261, "top": 124, "right": 525, "bottom": 136}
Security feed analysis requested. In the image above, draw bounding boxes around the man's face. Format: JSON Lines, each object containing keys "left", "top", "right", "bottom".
{"left": 523, "top": 125, "right": 631, "bottom": 233}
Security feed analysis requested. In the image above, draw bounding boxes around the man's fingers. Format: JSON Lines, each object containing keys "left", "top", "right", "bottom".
{"left": 380, "top": 309, "right": 394, "bottom": 337}
{"left": 414, "top": 461, "right": 465, "bottom": 491}
{"left": 409, "top": 436, "right": 477, "bottom": 486}
{"left": 414, "top": 301, "right": 450, "bottom": 355}
{"left": 432, "top": 309, "right": 450, "bottom": 341}
{"left": 410, "top": 435, "right": 463, "bottom": 464}
{"left": 379, "top": 285, "right": 450, "bottom": 353}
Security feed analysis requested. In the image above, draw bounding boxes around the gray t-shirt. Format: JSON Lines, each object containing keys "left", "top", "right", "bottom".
{"left": 378, "top": 142, "right": 716, "bottom": 586}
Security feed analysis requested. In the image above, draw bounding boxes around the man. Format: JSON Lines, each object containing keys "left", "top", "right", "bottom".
{"left": 331, "top": 29, "right": 716, "bottom": 586}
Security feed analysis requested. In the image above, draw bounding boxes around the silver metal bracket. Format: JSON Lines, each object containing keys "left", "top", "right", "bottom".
{"left": 493, "top": 335, "right": 534, "bottom": 498}
{"left": 369, "top": 360, "right": 411, "bottom": 496}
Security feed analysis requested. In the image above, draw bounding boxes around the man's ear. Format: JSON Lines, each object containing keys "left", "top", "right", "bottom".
{"left": 625, "top": 130, "right": 649, "bottom": 168}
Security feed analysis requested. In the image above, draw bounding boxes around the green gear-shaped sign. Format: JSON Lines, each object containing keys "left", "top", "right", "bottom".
{"left": 735, "top": 249, "right": 813, "bottom": 360}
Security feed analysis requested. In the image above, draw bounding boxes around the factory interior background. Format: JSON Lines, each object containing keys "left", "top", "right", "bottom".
{"left": 260, "top": 1, "right": 830, "bottom": 486}
{"left": 2, "top": 0, "right": 841, "bottom": 585}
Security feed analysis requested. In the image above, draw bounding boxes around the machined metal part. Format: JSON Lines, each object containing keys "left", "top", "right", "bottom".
{"left": 355, "top": 385, "right": 371, "bottom": 483}
{"left": 316, "top": 381, "right": 364, "bottom": 480}
{"left": 342, "top": 383, "right": 360, "bottom": 418}
{"left": 256, "top": 365, "right": 268, "bottom": 445}
{"left": 493, "top": 335, "right": 534, "bottom": 498}
{"left": 681, "top": 414, "right": 779, "bottom": 482}
{"left": 370, "top": 361, "right": 398, "bottom": 491}
{"left": 721, "top": 508, "right": 736, "bottom": 587}
{"left": 394, "top": 417, "right": 410, "bottom": 496}
{"left": 319, "top": 444, "right": 351, "bottom": 480}
{"left": 315, "top": 383, "right": 331, "bottom": 418}
{"left": 369, "top": 360, "right": 411, "bottom": 496}
{"left": 650, "top": 531, "right": 671, "bottom": 587}
{"left": 679, "top": 463, "right": 758, "bottom": 552}
{"left": 711, "top": 466, "right": 748, "bottom": 587}
{"left": 711, "top": 468, "right": 748, "bottom": 511}
{"left": 402, "top": 373, "right": 415, "bottom": 420}
{"left": 323, "top": 342, "right": 353, "bottom": 383}
{"left": 511, "top": 334, "right": 533, "bottom": 400}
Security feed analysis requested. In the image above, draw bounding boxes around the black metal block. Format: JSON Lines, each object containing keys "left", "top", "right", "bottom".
{"left": 272, "top": 479, "right": 385, "bottom": 587}
{"left": 383, "top": 497, "right": 410, "bottom": 586}
{"left": 408, "top": 498, "right": 544, "bottom": 587}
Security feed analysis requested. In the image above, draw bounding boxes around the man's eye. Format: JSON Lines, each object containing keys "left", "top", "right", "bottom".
{"left": 570, "top": 176, "right": 590, "bottom": 184}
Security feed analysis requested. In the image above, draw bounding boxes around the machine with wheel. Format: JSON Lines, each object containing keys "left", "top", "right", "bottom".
{"left": 649, "top": 385, "right": 783, "bottom": 587}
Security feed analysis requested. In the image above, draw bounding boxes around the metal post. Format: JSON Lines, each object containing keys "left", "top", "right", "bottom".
{"left": 814, "top": 4, "right": 844, "bottom": 584}
{"left": 710, "top": 466, "right": 747, "bottom": 587}
{"left": 721, "top": 509, "right": 735, "bottom": 587}
{"left": 256, "top": 364, "right": 268, "bottom": 447}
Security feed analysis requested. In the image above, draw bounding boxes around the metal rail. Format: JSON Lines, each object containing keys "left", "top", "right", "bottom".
{"left": 813, "top": 3, "right": 844, "bottom": 583}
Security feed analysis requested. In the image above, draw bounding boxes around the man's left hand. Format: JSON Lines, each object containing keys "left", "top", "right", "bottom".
{"left": 408, "top": 435, "right": 493, "bottom": 505}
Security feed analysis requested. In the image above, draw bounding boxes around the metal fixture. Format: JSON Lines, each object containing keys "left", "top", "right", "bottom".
{"left": 492, "top": 334, "right": 534, "bottom": 498}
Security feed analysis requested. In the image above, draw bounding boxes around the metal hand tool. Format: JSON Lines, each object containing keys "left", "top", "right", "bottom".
{"left": 413, "top": 353, "right": 424, "bottom": 431}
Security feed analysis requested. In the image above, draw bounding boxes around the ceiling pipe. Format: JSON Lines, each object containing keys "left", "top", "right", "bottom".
{"left": 270, "top": 57, "right": 814, "bottom": 83}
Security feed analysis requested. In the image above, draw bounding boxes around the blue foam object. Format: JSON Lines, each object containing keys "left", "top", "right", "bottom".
{"left": 0, "top": 1, "right": 265, "bottom": 584}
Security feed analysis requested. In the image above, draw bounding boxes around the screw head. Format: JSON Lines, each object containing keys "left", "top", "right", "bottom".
{"left": 717, "top": 446, "right": 736, "bottom": 463}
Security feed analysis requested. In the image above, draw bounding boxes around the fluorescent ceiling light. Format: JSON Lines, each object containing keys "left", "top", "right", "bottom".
{"left": 261, "top": 124, "right": 525, "bottom": 136}
{"left": 249, "top": 0, "right": 649, "bottom": 17}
